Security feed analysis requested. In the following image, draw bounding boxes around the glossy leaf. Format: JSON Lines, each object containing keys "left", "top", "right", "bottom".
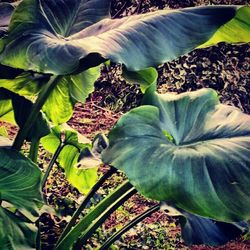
{"left": 41, "top": 125, "right": 98, "bottom": 194}
{"left": 0, "top": 148, "right": 42, "bottom": 216}
{"left": 102, "top": 88, "right": 250, "bottom": 222}
{"left": 1, "top": 2, "right": 247, "bottom": 74}
{"left": 0, "top": 207, "right": 37, "bottom": 250}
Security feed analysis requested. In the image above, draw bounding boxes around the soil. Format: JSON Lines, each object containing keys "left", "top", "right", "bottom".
{"left": 1, "top": 0, "right": 250, "bottom": 250}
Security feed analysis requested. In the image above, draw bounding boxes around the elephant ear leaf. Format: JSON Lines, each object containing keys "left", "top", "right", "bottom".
{"left": 102, "top": 88, "right": 250, "bottom": 222}
{"left": 1, "top": 3, "right": 248, "bottom": 75}
{"left": 160, "top": 203, "right": 248, "bottom": 246}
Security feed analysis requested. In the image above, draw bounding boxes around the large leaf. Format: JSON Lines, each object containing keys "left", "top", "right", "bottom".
{"left": 160, "top": 203, "right": 248, "bottom": 246}
{"left": 102, "top": 88, "right": 250, "bottom": 222}
{"left": 1, "top": 2, "right": 248, "bottom": 74}
{"left": 41, "top": 125, "right": 98, "bottom": 194}
{"left": 0, "top": 148, "right": 42, "bottom": 216}
{"left": 43, "top": 66, "right": 101, "bottom": 124}
{"left": 0, "top": 207, "right": 37, "bottom": 250}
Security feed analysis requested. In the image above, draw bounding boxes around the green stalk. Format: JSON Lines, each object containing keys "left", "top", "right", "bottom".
{"left": 55, "top": 181, "right": 136, "bottom": 250}
{"left": 99, "top": 204, "right": 160, "bottom": 250}
{"left": 28, "top": 138, "right": 40, "bottom": 163}
{"left": 12, "top": 75, "right": 61, "bottom": 151}
{"left": 57, "top": 167, "right": 117, "bottom": 244}
{"left": 41, "top": 143, "right": 64, "bottom": 189}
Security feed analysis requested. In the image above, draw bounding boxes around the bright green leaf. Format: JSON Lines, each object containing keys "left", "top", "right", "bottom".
{"left": 43, "top": 67, "right": 101, "bottom": 124}
{"left": 122, "top": 67, "right": 158, "bottom": 93}
{"left": 103, "top": 88, "right": 250, "bottom": 222}
{"left": 41, "top": 125, "right": 97, "bottom": 194}
{"left": 42, "top": 77, "right": 74, "bottom": 125}
{"left": 0, "top": 72, "right": 47, "bottom": 97}
{"left": 199, "top": 6, "right": 250, "bottom": 48}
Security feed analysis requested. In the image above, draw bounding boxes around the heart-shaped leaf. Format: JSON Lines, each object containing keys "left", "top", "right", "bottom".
{"left": 102, "top": 88, "right": 250, "bottom": 222}
{"left": 1, "top": 1, "right": 248, "bottom": 74}
{"left": 0, "top": 207, "right": 37, "bottom": 250}
{"left": 41, "top": 125, "right": 98, "bottom": 194}
{"left": 0, "top": 148, "right": 42, "bottom": 216}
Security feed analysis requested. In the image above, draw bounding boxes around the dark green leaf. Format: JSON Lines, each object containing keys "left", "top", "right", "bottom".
{"left": 1, "top": 3, "right": 247, "bottom": 74}
{"left": 160, "top": 202, "right": 248, "bottom": 246}
{"left": 12, "top": 93, "right": 50, "bottom": 140}
{"left": 0, "top": 2, "right": 15, "bottom": 38}
{"left": 179, "top": 212, "right": 248, "bottom": 246}
{"left": 102, "top": 88, "right": 250, "bottom": 222}
{"left": 0, "top": 88, "right": 15, "bottom": 124}
{"left": 0, "top": 148, "right": 42, "bottom": 216}
{"left": 0, "top": 207, "right": 37, "bottom": 250}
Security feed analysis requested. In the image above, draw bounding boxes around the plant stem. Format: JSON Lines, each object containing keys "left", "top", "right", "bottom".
{"left": 75, "top": 185, "right": 137, "bottom": 248}
{"left": 99, "top": 204, "right": 160, "bottom": 250}
{"left": 41, "top": 144, "right": 64, "bottom": 189}
{"left": 55, "top": 181, "right": 136, "bottom": 250}
{"left": 57, "top": 167, "right": 117, "bottom": 244}
{"left": 12, "top": 75, "right": 61, "bottom": 151}
{"left": 29, "top": 138, "right": 40, "bottom": 163}
{"left": 36, "top": 219, "right": 41, "bottom": 250}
